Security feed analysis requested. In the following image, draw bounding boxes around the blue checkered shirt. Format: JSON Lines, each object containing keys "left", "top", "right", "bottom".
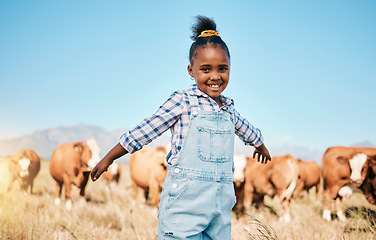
{"left": 120, "top": 84, "right": 264, "bottom": 165}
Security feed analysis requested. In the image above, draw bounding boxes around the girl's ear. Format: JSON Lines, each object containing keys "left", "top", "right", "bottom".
{"left": 187, "top": 64, "right": 194, "bottom": 78}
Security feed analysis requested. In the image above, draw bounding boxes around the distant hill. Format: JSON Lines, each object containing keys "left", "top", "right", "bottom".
{"left": 232, "top": 139, "right": 376, "bottom": 165}
{"left": 351, "top": 141, "right": 376, "bottom": 148}
{"left": 0, "top": 124, "right": 374, "bottom": 164}
{"left": 0, "top": 124, "right": 169, "bottom": 160}
{"left": 234, "top": 139, "right": 324, "bottom": 164}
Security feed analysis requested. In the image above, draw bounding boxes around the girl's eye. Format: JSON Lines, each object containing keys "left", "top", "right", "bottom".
{"left": 201, "top": 68, "right": 210, "bottom": 72}
{"left": 219, "top": 67, "right": 228, "bottom": 71}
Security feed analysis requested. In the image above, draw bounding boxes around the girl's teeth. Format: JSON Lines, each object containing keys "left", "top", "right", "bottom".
{"left": 209, "top": 85, "right": 220, "bottom": 87}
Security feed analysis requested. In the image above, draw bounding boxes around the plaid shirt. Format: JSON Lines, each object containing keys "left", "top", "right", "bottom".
{"left": 120, "top": 84, "right": 264, "bottom": 165}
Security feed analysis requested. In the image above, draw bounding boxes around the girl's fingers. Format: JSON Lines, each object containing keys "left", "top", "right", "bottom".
{"left": 252, "top": 152, "right": 270, "bottom": 164}
{"left": 91, "top": 168, "right": 99, "bottom": 181}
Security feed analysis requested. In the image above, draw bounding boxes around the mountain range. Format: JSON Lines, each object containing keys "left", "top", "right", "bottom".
{"left": 0, "top": 124, "right": 171, "bottom": 161}
{"left": 0, "top": 124, "right": 374, "bottom": 164}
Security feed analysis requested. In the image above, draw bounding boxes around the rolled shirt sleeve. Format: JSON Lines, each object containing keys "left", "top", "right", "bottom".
{"left": 119, "top": 92, "right": 183, "bottom": 154}
{"left": 233, "top": 109, "right": 264, "bottom": 148}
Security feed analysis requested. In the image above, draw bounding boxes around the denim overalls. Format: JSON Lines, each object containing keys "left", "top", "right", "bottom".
{"left": 158, "top": 94, "right": 236, "bottom": 240}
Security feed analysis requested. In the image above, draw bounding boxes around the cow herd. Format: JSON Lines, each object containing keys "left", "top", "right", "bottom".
{"left": 232, "top": 146, "right": 376, "bottom": 222}
{"left": 5, "top": 140, "right": 376, "bottom": 223}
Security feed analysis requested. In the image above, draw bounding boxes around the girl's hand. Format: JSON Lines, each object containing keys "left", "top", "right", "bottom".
{"left": 253, "top": 144, "right": 271, "bottom": 164}
{"left": 90, "top": 158, "right": 113, "bottom": 181}
{"left": 90, "top": 143, "right": 128, "bottom": 181}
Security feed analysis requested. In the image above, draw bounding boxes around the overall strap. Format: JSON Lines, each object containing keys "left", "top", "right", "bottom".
{"left": 188, "top": 94, "right": 199, "bottom": 117}
{"left": 226, "top": 104, "right": 235, "bottom": 122}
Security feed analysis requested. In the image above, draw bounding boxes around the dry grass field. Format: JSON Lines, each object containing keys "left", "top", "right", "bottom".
{"left": 1, "top": 156, "right": 375, "bottom": 240}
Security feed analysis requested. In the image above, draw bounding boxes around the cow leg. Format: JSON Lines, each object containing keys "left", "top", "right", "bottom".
{"left": 114, "top": 174, "right": 120, "bottom": 183}
{"left": 279, "top": 199, "right": 291, "bottom": 222}
{"left": 70, "top": 167, "right": 84, "bottom": 188}
{"left": 54, "top": 181, "right": 63, "bottom": 206}
{"left": 30, "top": 179, "right": 34, "bottom": 194}
{"left": 233, "top": 182, "right": 245, "bottom": 221}
{"left": 79, "top": 172, "right": 90, "bottom": 198}
{"left": 63, "top": 175, "right": 72, "bottom": 211}
{"left": 149, "top": 180, "right": 160, "bottom": 209}
{"left": 144, "top": 189, "right": 150, "bottom": 203}
{"left": 253, "top": 195, "right": 265, "bottom": 210}
{"left": 244, "top": 182, "right": 254, "bottom": 209}
{"left": 315, "top": 180, "right": 321, "bottom": 201}
{"left": 294, "top": 181, "right": 304, "bottom": 199}
{"left": 7, "top": 175, "right": 15, "bottom": 192}
{"left": 322, "top": 188, "right": 334, "bottom": 221}
{"left": 323, "top": 181, "right": 348, "bottom": 221}
{"left": 130, "top": 181, "right": 138, "bottom": 207}
{"left": 20, "top": 181, "right": 29, "bottom": 194}
{"left": 131, "top": 181, "right": 138, "bottom": 200}
{"left": 335, "top": 197, "right": 346, "bottom": 221}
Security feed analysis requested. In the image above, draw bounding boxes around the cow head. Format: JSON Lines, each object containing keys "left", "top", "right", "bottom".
{"left": 18, "top": 157, "right": 31, "bottom": 178}
{"left": 348, "top": 153, "right": 368, "bottom": 186}
{"left": 233, "top": 155, "right": 247, "bottom": 187}
{"left": 73, "top": 138, "right": 101, "bottom": 172}
{"left": 86, "top": 138, "right": 101, "bottom": 171}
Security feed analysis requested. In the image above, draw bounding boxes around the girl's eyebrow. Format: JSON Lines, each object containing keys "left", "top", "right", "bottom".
{"left": 200, "top": 64, "right": 229, "bottom": 67}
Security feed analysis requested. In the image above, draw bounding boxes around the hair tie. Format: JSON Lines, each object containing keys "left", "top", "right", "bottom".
{"left": 198, "top": 30, "right": 219, "bottom": 38}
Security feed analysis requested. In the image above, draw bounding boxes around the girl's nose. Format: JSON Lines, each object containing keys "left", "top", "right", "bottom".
{"left": 210, "top": 71, "right": 221, "bottom": 80}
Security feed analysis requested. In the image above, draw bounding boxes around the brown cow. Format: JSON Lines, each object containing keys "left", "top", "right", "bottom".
{"left": 242, "top": 154, "right": 299, "bottom": 222}
{"left": 233, "top": 154, "right": 247, "bottom": 220}
{"left": 322, "top": 146, "right": 376, "bottom": 221}
{"left": 360, "top": 155, "right": 376, "bottom": 204}
{"left": 49, "top": 138, "right": 101, "bottom": 210}
{"left": 7, "top": 149, "right": 40, "bottom": 194}
{"left": 101, "top": 162, "right": 121, "bottom": 185}
{"left": 294, "top": 159, "right": 321, "bottom": 200}
{"left": 129, "top": 146, "right": 168, "bottom": 210}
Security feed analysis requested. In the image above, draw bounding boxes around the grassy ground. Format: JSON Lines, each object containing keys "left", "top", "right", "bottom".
{"left": 0, "top": 156, "right": 375, "bottom": 240}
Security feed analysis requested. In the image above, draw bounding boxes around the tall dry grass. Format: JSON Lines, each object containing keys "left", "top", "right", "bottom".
{"left": 0, "top": 156, "right": 375, "bottom": 240}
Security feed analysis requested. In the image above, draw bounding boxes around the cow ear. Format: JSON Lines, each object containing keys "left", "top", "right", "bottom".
{"left": 337, "top": 156, "right": 348, "bottom": 164}
{"left": 368, "top": 155, "right": 376, "bottom": 164}
{"left": 73, "top": 143, "right": 84, "bottom": 153}
{"left": 349, "top": 152, "right": 361, "bottom": 159}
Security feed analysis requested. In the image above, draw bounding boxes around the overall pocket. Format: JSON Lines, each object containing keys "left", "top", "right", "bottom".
{"left": 197, "top": 125, "right": 233, "bottom": 162}
{"left": 166, "top": 178, "right": 191, "bottom": 209}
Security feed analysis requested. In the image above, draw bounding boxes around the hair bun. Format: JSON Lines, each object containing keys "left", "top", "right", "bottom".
{"left": 188, "top": 15, "right": 230, "bottom": 64}
{"left": 190, "top": 15, "right": 217, "bottom": 41}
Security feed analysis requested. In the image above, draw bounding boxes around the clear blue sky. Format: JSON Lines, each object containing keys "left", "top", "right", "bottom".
{"left": 1, "top": 0, "right": 375, "bottom": 153}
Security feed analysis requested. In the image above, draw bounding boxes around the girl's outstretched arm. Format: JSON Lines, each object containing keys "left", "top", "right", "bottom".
{"left": 91, "top": 143, "right": 128, "bottom": 181}
{"left": 253, "top": 143, "right": 271, "bottom": 164}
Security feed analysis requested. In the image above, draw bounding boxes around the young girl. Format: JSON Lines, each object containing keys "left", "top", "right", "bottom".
{"left": 91, "top": 15, "right": 271, "bottom": 240}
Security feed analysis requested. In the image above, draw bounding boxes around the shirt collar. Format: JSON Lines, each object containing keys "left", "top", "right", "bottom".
{"left": 188, "top": 84, "right": 234, "bottom": 107}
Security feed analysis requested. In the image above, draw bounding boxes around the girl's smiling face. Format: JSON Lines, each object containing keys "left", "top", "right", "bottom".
{"left": 188, "top": 46, "right": 230, "bottom": 105}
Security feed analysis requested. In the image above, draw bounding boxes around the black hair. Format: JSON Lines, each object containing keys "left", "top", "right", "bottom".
{"left": 189, "top": 15, "right": 231, "bottom": 64}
